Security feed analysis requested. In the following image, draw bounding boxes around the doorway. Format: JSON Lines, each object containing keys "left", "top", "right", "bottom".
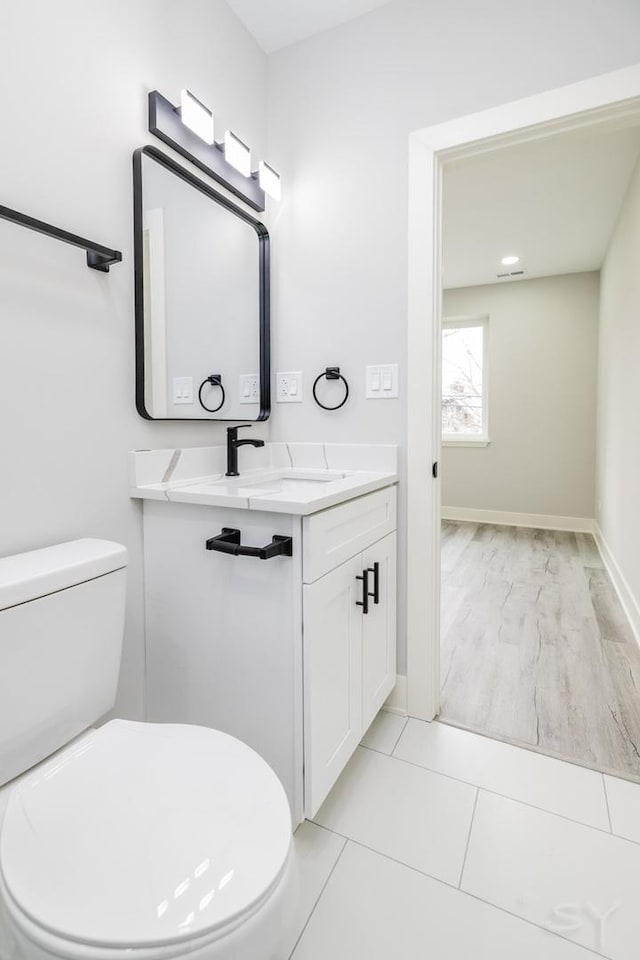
{"left": 406, "top": 64, "right": 640, "bottom": 780}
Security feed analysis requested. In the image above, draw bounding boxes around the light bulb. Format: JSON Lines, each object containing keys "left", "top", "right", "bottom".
{"left": 258, "top": 161, "right": 281, "bottom": 201}
{"left": 224, "top": 131, "right": 251, "bottom": 177}
{"left": 179, "top": 89, "right": 214, "bottom": 145}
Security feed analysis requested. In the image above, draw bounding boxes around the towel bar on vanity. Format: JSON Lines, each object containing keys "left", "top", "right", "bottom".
{"left": 205, "top": 528, "right": 293, "bottom": 560}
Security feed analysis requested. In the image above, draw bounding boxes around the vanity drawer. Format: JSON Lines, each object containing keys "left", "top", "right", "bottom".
{"left": 302, "top": 486, "right": 397, "bottom": 583}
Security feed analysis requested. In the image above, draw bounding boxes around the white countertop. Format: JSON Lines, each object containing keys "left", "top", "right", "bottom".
{"left": 130, "top": 443, "right": 398, "bottom": 516}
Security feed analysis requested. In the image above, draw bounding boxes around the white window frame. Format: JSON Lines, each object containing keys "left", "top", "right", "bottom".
{"left": 441, "top": 313, "right": 489, "bottom": 446}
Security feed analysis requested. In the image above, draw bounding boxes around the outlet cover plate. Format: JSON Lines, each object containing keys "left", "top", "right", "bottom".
{"left": 239, "top": 374, "right": 260, "bottom": 404}
{"left": 276, "top": 371, "right": 303, "bottom": 402}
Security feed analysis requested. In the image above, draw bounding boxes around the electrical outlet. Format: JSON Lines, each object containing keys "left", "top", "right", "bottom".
{"left": 239, "top": 374, "right": 259, "bottom": 404}
{"left": 173, "top": 376, "right": 194, "bottom": 404}
{"left": 276, "top": 371, "right": 303, "bottom": 402}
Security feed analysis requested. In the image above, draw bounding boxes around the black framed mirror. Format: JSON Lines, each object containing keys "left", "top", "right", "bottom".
{"left": 133, "top": 145, "right": 270, "bottom": 421}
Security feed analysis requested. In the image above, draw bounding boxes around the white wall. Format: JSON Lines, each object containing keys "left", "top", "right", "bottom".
{"left": 0, "top": 0, "right": 268, "bottom": 718}
{"left": 442, "top": 274, "right": 599, "bottom": 520}
{"left": 267, "top": 0, "right": 640, "bottom": 671}
{"left": 596, "top": 154, "right": 640, "bottom": 617}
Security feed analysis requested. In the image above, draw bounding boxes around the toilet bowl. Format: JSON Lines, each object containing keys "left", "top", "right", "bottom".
{"left": 0, "top": 720, "right": 294, "bottom": 960}
{"left": 0, "top": 540, "right": 296, "bottom": 960}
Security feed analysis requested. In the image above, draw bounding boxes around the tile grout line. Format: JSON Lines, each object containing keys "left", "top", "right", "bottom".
{"left": 287, "top": 834, "right": 348, "bottom": 960}
{"left": 308, "top": 830, "right": 607, "bottom": 960}
{"left": 457, "top": 787, "right": 479, "bottom": 888}
{"left": 357, "top": 744, "right": 633, "bottom": 842}
{"left": 389, "top": 716, "right": 409, "bottom": 755}
{"left": 602, "top": 774, "right": 613, "bottom": 833}
{"left": 460, "top": 888, "right": 608, "bottom": 960}
{"left": 309, "top": 825, "right": 461, "bottom": 892}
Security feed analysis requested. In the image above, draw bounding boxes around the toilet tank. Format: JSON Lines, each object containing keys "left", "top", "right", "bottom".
{"left": 0, "top": 539, "right": 128, "bottom": 787}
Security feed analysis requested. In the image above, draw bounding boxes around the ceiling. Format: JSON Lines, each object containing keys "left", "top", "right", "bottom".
{"left": 226, "top": 0, "right": 392, "bottom": 53}
{"left": 442, "top": 118, "right": 640, "bottom": 290}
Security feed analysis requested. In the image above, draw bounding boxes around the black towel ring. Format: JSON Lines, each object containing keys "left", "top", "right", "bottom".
{"left": 312, "top": 367, "right": 349, "bottom": 411}
{"left": 198, "top": 374, "right": 226, "bottom": 413}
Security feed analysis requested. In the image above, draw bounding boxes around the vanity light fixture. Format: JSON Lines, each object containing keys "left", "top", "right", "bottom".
{"left": 224, "top": 131, "right": 252, "bottom": 177}
{"left": 179, "top": 89, "right": 214, "bottom": 145}
{"left": 500, "top": 254, "right": 520, "bottom": 265}
{"left": 258, "top": 161, "right": 281, "bottom": 201}
{"left": 148, "top": 90, "right": 281, "bottom": 211}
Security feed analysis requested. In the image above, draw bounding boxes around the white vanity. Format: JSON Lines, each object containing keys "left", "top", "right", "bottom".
{"left": 131, "top": 442, "right": 398, "bottom": 824}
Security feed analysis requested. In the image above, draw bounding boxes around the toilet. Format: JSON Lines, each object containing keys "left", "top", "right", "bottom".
{"left": 0, "top": 539, "right": 294, "bottom": 960}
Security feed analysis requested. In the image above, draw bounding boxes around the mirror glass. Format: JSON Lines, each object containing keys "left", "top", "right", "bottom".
{"left": 134, "top": 147, "right": 270, "bottom": 420}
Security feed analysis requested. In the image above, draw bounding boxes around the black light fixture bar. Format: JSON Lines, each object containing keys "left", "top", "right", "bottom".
{"left": 0, "top": 205, "right": 122, "bottom": 272}
{"left": 148, "top": 90, "right": 266, "bottom": 213}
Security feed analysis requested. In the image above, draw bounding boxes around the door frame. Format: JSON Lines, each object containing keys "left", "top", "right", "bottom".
{"left": 406, "top": 63, "right": 640, "bottom": 721}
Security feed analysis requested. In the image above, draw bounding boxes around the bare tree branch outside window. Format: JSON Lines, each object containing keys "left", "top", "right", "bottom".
{"left": 442, "top": 324, "right": 484, "bottom": 436}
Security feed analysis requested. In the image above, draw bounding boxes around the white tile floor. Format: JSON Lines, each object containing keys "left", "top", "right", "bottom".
{"left": 285, "top": 711, "right": 640, "bottom": 959}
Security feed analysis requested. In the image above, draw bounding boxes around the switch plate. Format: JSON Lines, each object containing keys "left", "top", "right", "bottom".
{"left": 366, "top": 364, "right": 398, "bottom": 399}
{"left": 239, "top": 374, "right": 259, "bottom": 404}
{"left": 276, "top": 371, "right": 303, "bottom": 402}
{"left": 173, "top": 376, "right": 194, "bottom": 404}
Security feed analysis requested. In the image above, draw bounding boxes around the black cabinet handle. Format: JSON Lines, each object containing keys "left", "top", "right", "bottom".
{"left": 367, "top": 561, "right": 380, "bottom": 604}
{"left": 205, "top": 527, "right": 293, "bottom": 560}
{"left": 356, "top": 568, "right": 369, "bottom": 615}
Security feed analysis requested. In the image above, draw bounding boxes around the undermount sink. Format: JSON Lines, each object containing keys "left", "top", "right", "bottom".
{"left": 237, "top": 472, "right": 347, "bottom": 496}
{"left": 192, "top": 470, "right": 349, "bottom": 499}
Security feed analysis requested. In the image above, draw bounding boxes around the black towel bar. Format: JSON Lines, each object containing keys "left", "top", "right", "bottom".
{"left": 0, "top": 205, "right": 122, "bottom": 272}
{"left": 205, "top": 528, "right": 293, "bottom": 560}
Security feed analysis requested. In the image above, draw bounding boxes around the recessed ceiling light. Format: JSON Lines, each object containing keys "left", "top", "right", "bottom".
{"left": 501, "top": 255, "right": 520, "bottom": 266}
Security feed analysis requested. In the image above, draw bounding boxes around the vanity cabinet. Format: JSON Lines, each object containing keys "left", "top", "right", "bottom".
{"left": 142, "top": 484, "right": 397, "bottom": 825}
{"left": 303, "top": 531, "right": 397, "bottom": 816}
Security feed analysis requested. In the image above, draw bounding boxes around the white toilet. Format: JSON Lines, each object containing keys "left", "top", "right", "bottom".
{"left": 0, "top": 539, "right": 295, "bottom": 960}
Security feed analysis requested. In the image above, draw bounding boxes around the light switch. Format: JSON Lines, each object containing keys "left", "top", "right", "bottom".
{"left": 277, "top": 371, "right": 303, "bottom": 402}
{"left": 173, "top": 376, "right": 194, "bottom": 404}
{"left": 366, "top": 364, "right": 398, "bottom": 399}
{"left": 239, "top": 374, "right": 259, "bottom": 404}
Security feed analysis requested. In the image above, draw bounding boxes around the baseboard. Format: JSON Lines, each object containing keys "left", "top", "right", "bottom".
{"left": 594, "top": 525, "right": 640, "bottom": 648}
{"left": 384, "top": 674, "right": 407, "bottom": 716}
{"left": 442, "top": 505, "right": 595, "bottom": 534}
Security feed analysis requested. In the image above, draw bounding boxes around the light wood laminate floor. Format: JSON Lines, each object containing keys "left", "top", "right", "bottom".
{"left": 440, "top": 521, "right": 640, "bottom": 782}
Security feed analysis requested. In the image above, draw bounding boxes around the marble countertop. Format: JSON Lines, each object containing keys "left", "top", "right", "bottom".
{"left": 130, "top": 442, "right": 398, "bottom": 516}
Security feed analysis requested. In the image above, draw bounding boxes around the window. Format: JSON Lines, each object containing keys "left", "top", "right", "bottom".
{"left": 442, "top": 315, "right": 488, "bottom": 443}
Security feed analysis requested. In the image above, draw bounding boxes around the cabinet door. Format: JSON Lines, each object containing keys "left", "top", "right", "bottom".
{"left": 362, "top": 532, "right": 397, "bottom": 732}
{"left": 303, "top": 555, "right": 364, "bottom": 817}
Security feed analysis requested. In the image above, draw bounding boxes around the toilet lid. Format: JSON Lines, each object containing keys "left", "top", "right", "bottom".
{"left": 0, "top": 720, "right": 291, "bottom": 948}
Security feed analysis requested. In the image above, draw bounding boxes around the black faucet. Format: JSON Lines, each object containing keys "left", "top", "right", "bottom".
{"left": 226, "top": 425, "right": 265, "bottom": 477}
